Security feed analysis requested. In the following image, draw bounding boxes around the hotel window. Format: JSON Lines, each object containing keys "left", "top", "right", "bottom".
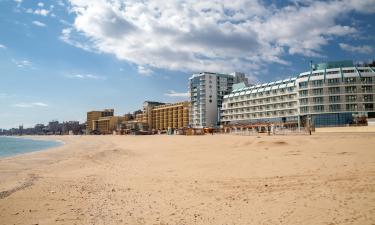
{"left": 345, "top": 86, "right": 357, "bottom": 93}
{"left": 362, "top": 86, "right": 373, "bottom": 93}
{"left": 346, "top": 95, "right": 357, "bottom": 102}
{"left": 365, "top": 103, "right": 374, "bottom": 110}
{"left": 313, "top": 105, "right": 324, "bottom": 112}
{"left": 344, "top": 77, "right": 356, "bottom": 83}
{"left": 328, "top": 78, "right": 340, "bottom": 85}
{"left": 300, "top": 98, "right": 308, "bottom": 105}
{"left": 313, "top": 97, "right": 324, "bottom": 103}
{"left": 288, "top": 87, "right": 294, "bottom": 92}
{"left": 364, "top": 95, "right": 373, "bottom": 102}
{"left": 346, "top": 104, "right": 358, "bottom": 111}
{"left": 343, "top": 69, "right": 355, "bottom": 74}
{"left": 329, "top": 96, "right": 340, "bottom": 103}
{"left": 329, "top": 104, "right": 341, "bottom": 111}
{"left": 311, "top": 80, "right": 324, "bottom": 87}
{"left": 361, "top": 77, "right": 373, "bottom": 84}
{"left": 312, "top": 88, "right": 323, "bottom": 95}
{"left": 329, "top": 87, "right": 340, "bottom": 94}
{"left": 299, "top": 90, "right": 308, "bottom": 97}
{"left": 299, "top": 82, "right": 308, "bottom": 88}
{"left": 327, "top": 71, "right": 339, "bottom": 75}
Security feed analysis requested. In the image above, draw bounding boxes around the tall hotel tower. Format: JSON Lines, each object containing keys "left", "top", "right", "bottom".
{"left": 189, "top": 72, "right": 248, "bottom": 128}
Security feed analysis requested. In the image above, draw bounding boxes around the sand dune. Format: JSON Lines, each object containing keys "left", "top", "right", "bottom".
{"left": 0, "top": 133, "right": 375, "bottom": 225}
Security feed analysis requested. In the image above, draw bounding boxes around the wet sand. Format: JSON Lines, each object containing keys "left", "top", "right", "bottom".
{"left": 0, "top": 133, "right": 375, "bottom": 225}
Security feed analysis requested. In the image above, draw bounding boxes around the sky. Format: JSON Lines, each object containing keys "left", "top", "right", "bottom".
{"left": 0, "top": 0, "right": 374, "bottom": 129}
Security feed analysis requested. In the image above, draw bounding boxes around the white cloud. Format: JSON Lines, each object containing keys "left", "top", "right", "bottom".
{"left": 137, "top": 65, "right": 153, "bottom": 76}
{"left": 34, "top": 9, "right": 50, "bottom": 16}
{"left": 0, "top": 44, "right": 6, "bottom": 49}
{"left": 37, "top": 2, "right": 44, "bottom": 7}
{"left": 339, "top": 43, "right": 373, "bottom": 54}
{"left": 164, "top": 90, "right": 190, "bottom": 98}
{"left": 12, "top": 102, "right": 48, "bottom": 108}
{"left": 62, "top": 0, "right": 375, "bottom": 74}
{"left": 66, "top": 74, "right": 107, "bottom": 80}
{"left": 32, "top": 20, "right": 46, "bottom": 27}
{"left": 12, "top": 59, "right": 33, "bottom": 68}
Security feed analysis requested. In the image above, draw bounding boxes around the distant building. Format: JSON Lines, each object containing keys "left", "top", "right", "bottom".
{"left": 93, "top": 116, "right": 127, "bottom": 134}
{"left": 138, "top": 101, "right": 190, "bottom": 131}
{"left": 86, "top": 109, "right": 114, "bottom": 133}
{"left": 232, "top": 72, "right": 249, "bottom": 86}
{"left": 189, "top": 72, "right": 248, "bottom": 128}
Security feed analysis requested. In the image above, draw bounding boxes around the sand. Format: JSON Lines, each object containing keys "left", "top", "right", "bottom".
{"left": 0, "top": 133, "right": 375, "bottom": 225}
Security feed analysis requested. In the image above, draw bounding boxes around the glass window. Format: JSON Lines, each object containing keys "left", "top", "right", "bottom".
{"left": 329, "top": 104, "right": 341, "bottom": 111}
{"left": 346, "top": 104, "right": 358, "bottom": 111}
{"left": 364, "top": 95, "right": 373, "bottom": 102}
{"left": 313, "top": 105, "right": 324, "bottom": 112}
{"left": 299, "top": 82, "right": 308, "bottom": 88}
{"left": 312, "top": 88, "right": 323, "bottom": 95}
{"left": 344, "top": 77, "right": 356, "bottom": 83}
{"left": 361, "top": 77, "right": 372, "bottom": 84}
{"left": 346, "top": 95, "right": 357, "bottom": 102}
{"left": 329, "top": 96, "right": 340, "bottom": 102}
{"left": 362, "top": 86, "right": 373, "bottom": 93}
{"left": 365, "top": 103, "right": 374, "bottom": 110}
{"left": 328, "top": 78, "right": 340, "bottom": 85}
{"left": 329, "top": 87, "right": 340, "bottom": 94}
{"left": 345, "top": 86, "right": 357, "bottom": 93}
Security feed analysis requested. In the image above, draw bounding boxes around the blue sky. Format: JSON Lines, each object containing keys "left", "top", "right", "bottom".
{"left": 0, "top": 0, "right": 374, "bottom": 128}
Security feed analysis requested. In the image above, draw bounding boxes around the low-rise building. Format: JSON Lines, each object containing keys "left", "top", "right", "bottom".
{"left": 87, "top": 109, "right": 114, "bottom": 133}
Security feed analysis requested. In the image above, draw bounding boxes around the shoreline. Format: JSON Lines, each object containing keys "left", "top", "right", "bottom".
{"left": 0, "top": 136, "right": 65, "bottom": 160}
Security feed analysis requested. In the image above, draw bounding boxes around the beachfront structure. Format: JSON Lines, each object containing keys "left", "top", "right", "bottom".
{"left": 221, "top": 61, "right": 375, "bottom": 128}
{"left": 92, "top": 116, "right": 127, "bottom": 134}
{"left": 189, "top": 72, "right": 248, "bottom": 128}
{"left": 86, "top": 109, "right": 114, "bottom": 133}
{"left": 140, "top": 101, "right": 190, "bottom": 130}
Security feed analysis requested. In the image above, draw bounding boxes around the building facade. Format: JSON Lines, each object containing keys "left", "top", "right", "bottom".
{"left": 221, "top": 61, "right": 375, "bottom": 128}
{"left": 189, "top": 72, "right": 248, "bottom": 128}
{"left": 93, "top": 116, "right": 127, "bottom": 134}
{"left": 150, "top": 102, "right": 189, "bottom": 130}
{"left": 140, "top": 101, "right": 189, "bottom": 130}
{"left": 86, "top": 109, "right": 114, "bottom": 133}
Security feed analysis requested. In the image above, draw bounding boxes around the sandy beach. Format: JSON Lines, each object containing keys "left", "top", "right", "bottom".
{"left": 0, "top": 133, "right": 375, "bottom": 225}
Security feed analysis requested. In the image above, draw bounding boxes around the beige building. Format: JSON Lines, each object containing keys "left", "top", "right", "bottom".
{"left": 93, "top": 116, "right": 127, "bottom": 134}
{"left": 140, "top": 101, "right": 190, "bottom": 130}
{"left": 86, "top": 109, "right": 114, "bottom": 133}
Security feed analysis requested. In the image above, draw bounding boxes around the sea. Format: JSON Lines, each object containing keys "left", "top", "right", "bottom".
{"left": 0, "top": 136, "right": 63, "bottom": 158}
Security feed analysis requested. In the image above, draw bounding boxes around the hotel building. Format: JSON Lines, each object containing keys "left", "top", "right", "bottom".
{"left": 86, "top": 109, "right": 114, "bottom": 133}
{"left": 221, "top": 61, "right": 375, "bottom": 128}
{"left": 92, "top": 116, "right": 127, "bottom": 134}
{"left": 140, "top": 101, "right": 190, "bottom": 130}
{"left": 189, "top": 72, "right": 248, "bottom": 128}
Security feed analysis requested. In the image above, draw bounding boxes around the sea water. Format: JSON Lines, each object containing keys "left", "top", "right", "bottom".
{"left": 0, "top": 136, "right": 63, "bottom": 158}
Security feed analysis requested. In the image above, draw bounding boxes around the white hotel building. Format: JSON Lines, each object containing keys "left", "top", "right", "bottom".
{"left": 221, "top": 61, "right": 375, "bottom": 128}
{"left": 189, "top": 72, "right": 248, "bottom": 128}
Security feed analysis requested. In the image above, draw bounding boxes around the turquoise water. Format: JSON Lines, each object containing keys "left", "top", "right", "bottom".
{"left": 0, "top": 136, "right": 63, "bottom": 158}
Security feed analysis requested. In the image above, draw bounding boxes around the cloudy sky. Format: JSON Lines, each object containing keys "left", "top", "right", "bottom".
{"left": 0, "top": 0, "right": 374, "bottom": 128}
